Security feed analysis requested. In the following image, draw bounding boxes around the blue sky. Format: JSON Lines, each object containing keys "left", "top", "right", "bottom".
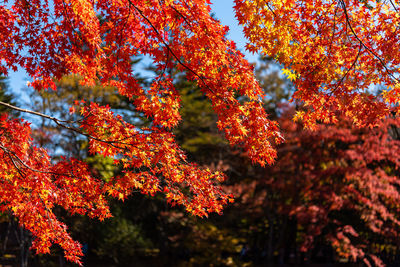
{"left": 210, "top": 0, "right": 259, "bottom": 63}
{"left": 8, "top": 0, "right": 259, "bottom": 94}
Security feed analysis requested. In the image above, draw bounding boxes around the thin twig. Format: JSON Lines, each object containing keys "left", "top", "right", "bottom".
{"left": 331, "top": 41, "right": 363, "bottom": 94}
{"left": 0, "top": 143, "right": 73, "bottom": 177}
{"left": 266, "top": 3, "right": 277, "bottom": 18}
{"left": 389, "top": 0, "right": 398, "bottom": 12}
{"left": 340, "top": 0, "right": 400, "bottom": 83}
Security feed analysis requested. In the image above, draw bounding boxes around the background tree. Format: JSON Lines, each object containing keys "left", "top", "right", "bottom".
{"left": 261, "top": 109, "right": 400, "bottom": 266}
{"left": 0, "top": 76, "right": 16, "bottom": 115}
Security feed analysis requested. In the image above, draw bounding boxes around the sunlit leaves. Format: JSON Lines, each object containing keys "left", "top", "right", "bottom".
{"left": 235, "top": 0, "right": 400, "bottom": 128}
{"left": 0, "top": 0, "right": 281, "bottom": 263}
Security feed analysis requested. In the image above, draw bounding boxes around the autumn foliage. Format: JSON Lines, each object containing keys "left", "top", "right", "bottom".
{"left": 235, "top": 0, "right": 400, "bottom": 128}
{"left": 0, "top": 0, "right": 399, "bottom": 264}
{"left": 265, "top": 109, "right": 400, "bottom": 266}
{"left": 0, "top": 0, "right": 283, "bottom": 263}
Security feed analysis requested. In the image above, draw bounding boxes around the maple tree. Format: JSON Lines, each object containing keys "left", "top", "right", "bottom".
{"left": 0, "top": 0, "right": 283, "bottom": 263}
{"left": 27, "top": 72, "right": 162, "bottom": 265}
{"left": 269, "top": 109, "right": 400, "bottom": 267}
{"left": 230, "top": 1, "right": 400, "bottom": 264}
{"left": 29, "top": 69, "right": 232, "bottom": 265}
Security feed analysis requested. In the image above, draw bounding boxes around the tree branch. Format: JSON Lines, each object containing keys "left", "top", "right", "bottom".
{"left": 340, "top": 0, "right": 400, "bottom": 83}
{"left": 0, "top": 101, "right": 127, "bottom": 150}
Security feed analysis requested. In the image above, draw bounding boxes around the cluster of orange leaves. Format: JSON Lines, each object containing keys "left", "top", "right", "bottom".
{"left": 235, "top": 0, "right": 400, "bottom": 128}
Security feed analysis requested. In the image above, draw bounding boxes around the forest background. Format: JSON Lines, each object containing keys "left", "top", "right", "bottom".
{"left": 1, "top": 0, "right": 400, "bottom": 266}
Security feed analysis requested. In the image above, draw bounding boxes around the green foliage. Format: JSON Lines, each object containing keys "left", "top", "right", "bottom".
{"left": 173, "top": 74, "right": 227, "bottom": 162}
{"left": 182, "top": 222, "right": 246, "bottom": 266}
{"left": 0, "top": 76, "right": 16, "bottom": 114}
{"left": 255, "top": 56, "right": 294, "bottom": 117}
{"left": 85, "top": 154, "right": 115, "bottom": 181}
{"left": 94, "top": 213, "right": 155, "bottom": 264}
